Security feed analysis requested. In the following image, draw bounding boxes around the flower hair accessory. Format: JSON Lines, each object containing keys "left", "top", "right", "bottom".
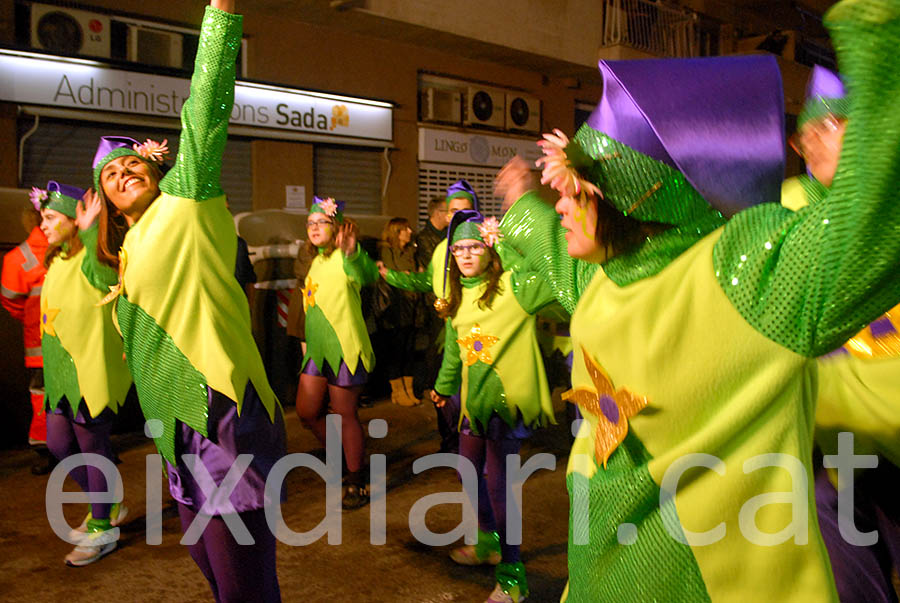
{"left": 535, "top": 129, "right": 602, "bottom": 202}
{"left": 318, "top": 197, "right": 338, "bottom": 217}
{"left": 29, "top": 187, "right": 48, "bottom": 211}
{"left": 133, "top": 138, "right": 170, "bottom": 163}
{"left": 478, "top": 216, "right": 502, "bottom": 248}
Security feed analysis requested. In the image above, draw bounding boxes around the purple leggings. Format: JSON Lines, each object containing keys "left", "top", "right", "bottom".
{"left": 816, "top": 466, "right": 900, "bottom": 603}
{"left": 46, "top": 407, "right": 115, "bottom": 520}
{"left": 178, "top": 503, "right": 281, "bottom": 603}
{"left": 458, "top": 432, "right": 523, "bottom": 563}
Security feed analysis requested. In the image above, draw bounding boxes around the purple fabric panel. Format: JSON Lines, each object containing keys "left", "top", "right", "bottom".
{"left": 588, "top": 55, "right": 785, "bottom": 216}
{"left": 47, "top": 397, "right": 116, "bottom": 425}
{"left": 167, "top": 382, "right": 287, "bottom": 515}
{"left": 301, "top": 357, "right": 368, "bottom": 387}
{"left": 815, "top": 469, "right": 898, "bottom": 603}
{"left": 869, "top": 316, "right": 896, "bottom": 339}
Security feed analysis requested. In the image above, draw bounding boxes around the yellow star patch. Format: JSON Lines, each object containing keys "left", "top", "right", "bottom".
{"left": 40, "top": 296, "right": 60, "bottom": 338}
{"left": 301, "top": 276, "right": 318, "bottom": 312}
{"left": 457, "top": 324, "right": 499, "bottom": 366}
{"left": 97, "top": 248, "right": 127, "bottom": 307}
{"left": 563, "top": 346, "right": 649, "bottom": 469}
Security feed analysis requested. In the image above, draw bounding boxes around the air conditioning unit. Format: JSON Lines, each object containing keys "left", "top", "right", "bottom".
{"left": 127, "top": 25, "right": 184, "bottom": 69}
{"left": 505, "top": 94, "right": 541, "bottom": 133}
{"left": 464, "top": 87, "right": 505, "bottom": 129}
{"left": 30, "top": 3, "right": 111, "bottom": 58}
{"left": 420, "top": 87, "right": 462, "bottom": 124}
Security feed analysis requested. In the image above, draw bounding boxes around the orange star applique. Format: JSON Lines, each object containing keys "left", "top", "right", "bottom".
{"left": 563, "top": 346, "right": 649, "bottom": 469}
{"left": 457, "top": 324, "right": 499, "bottom": 366}
{"left": 40, "top": 296, "right": 60, "bottom": 337}
{"left": 301, "top": 276, "right": 318, "bottom": 312}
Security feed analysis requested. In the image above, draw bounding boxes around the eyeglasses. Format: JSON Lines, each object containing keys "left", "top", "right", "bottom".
{"left": 307, "top": 219, "right": 333, "bottom": 229}
{"left": 450, "top": 242, "right": 487, "bottom": 257}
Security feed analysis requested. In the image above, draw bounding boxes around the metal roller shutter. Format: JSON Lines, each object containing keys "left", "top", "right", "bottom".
{"left": 19, "top": 117, "right": 253, "bottom": 213}
{"left": 416, "top": 162, "right": 504, "bottom": 228}
{"left": 314, "top": 145, "right": 382, "bottom": 215}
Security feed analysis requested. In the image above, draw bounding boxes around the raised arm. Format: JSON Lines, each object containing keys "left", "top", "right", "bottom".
{"left": 76, "top": 192, "right": 118, "bottom": 292}
{"left": 159, "top": 2, "right": 242, "bottom": 200}
{"left": 713, "top": 0, "right": 900, "bottom": 357}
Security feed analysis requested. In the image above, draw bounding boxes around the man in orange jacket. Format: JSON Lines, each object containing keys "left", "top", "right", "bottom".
{"left": 1, "top": 203, "right": 52, "bottom": 474}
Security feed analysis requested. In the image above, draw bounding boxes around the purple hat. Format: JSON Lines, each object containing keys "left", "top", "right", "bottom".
{"left": 584, "top": 55, "right": 785, "bottom": 217}
{"left": 445, "top": 180, "right": 479, "bottom": 211}
{"left": 35, "top": 181, "right": 85, "bottom": 218}
{"left": 92, "top": 135, "right": 170, "bottom": 190}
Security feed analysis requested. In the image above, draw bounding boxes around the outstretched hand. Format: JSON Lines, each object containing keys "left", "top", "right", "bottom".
{"left": 75, "top": 190, "right": 103, "bottom": 231}
{"left": 336, "top": 221, "right": 359, "bottom": 257}
{"left": 495, "top": 156, "right": 535, "bottom": 212}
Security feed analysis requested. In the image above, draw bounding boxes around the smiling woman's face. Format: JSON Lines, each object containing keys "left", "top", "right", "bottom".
{"left": 100, "top": 155, "right": 161, "bottom": 226}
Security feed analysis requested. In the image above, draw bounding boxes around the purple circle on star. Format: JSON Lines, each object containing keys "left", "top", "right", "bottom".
{"left": 474, "top": 340, "right": 483, "bottom": 351}
{"left": 599, "top": 394, "right": 619, "bottom": 423}
{"left": 43, "top": 314, "right": 47, "bottom": 324}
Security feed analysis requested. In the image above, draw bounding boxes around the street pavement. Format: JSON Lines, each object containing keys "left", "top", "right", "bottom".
{"left": 0, "top": 395, "right": 573, "bottom": 602}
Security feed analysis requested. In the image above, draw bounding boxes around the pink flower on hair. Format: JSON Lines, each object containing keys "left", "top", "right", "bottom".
{"left": 133, "top": 138, "right": 170, "bottom": 163}
{"left": 29, "top": 187, "right": 48, "bottom": 210}
{"left": 478, "top": 216, "right": 503, "bottom": 248}
{"left": 318, "top": 197, "right": 338, "bottom": 217}
{"left": 535, "top": 129, "right": 601, "bottom": 199}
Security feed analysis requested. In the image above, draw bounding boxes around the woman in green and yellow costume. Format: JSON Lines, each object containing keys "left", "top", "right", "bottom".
{"left": 296, "top": 196, "right": 380, "bottom": 510}
{"left": 90, "top": 1, "right": 285, "bottom": 600}
{"left": 493, "top": 1, "right": 900, "bottom": 600}
{"left": 431, "top": 210, "right": 556, "bottom": 603}
{"left": 36, "top": 182, "right": 131, "bottom": 568}
{"left": 784, "top": 64, "right": 900, "bottom": 603}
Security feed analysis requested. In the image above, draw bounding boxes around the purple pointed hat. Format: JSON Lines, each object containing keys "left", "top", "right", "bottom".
{"left": 92, "top": 136, "right": 141, "bottom": 189}
{"left": 798, "top": 65, "right": 848, "bottom": 127}
{"left": 586, "top": 54, "right": 785, "bottom": 217}
{"left": 445, "top": 180, "right": 479, "bottom": 211}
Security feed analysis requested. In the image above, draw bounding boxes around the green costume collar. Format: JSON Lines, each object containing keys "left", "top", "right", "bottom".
{"left": 460, "top": 274, "right": 485, "bottom": 288}
{"left": 571, "top": 124, "right": 726, "bottom": 286}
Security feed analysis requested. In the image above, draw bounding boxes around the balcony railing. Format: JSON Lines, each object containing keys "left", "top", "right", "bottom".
{"left": 602, "top": 0, "right": 697, "bottom": 58}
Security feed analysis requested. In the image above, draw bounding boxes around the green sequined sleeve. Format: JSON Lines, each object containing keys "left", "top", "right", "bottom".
{"left": 384, "top": 266, "right": 432, "bottom": 293}
{"left": 434, "top": 320, "right": 462, "bottom": 396}
{"left": 158, "top": 6, "right": 242, "bottom": 201}
{"left": 342, "top": 244, "right": 379, "bottom": 286}
{"left": 713, "top": 0, "right": 900, "bottom": 357}
{"left": 500, "top": 191, "right": 599, "bottom": 314}
{"left": 510, "top": 270, "right": 558, "bottom": 315}
{"left": 77, "top": 224, "right": 118, "bottom": 292}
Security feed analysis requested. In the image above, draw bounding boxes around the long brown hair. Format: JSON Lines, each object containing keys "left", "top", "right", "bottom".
{"left": 437, "top": 245, "right": 504, "bottom": 320}
{"left": 381, "top": 217, "right": 411, "bottom": 249}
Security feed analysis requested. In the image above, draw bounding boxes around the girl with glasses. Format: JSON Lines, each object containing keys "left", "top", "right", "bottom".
{"left": 296, "top": 197, "right": 379, "bottom": 510}
{"left": 431, "top": 210, "right": 556, "bottom": 603}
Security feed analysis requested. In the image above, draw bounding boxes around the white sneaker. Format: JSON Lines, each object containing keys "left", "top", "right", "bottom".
{"left": 64, "top": 528, "right": 119, "bottom": 567}
{"left": 68, "top": 503, "right": 128, "bottom": 541}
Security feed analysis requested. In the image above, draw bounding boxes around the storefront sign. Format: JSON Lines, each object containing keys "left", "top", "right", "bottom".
{"left": 0, "top": 50, "right": 393, "bottom": 142}
{"left": 418, "top": 127, "right": 541, "bottom": 168}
